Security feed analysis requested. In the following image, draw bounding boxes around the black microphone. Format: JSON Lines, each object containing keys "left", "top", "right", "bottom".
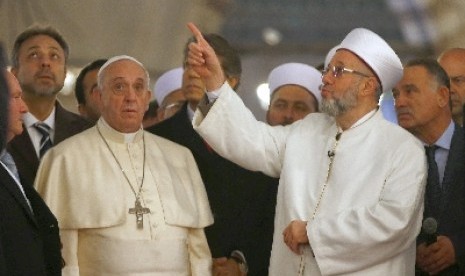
{"left": 422, "top": 217, "right": 437, "bottom": 246}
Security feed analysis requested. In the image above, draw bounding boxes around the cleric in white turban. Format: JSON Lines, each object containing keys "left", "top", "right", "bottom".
{"left": 188, "top": 22, "right": 426, "bottom": 276}
{"left": 266, "top": 62, "right": 322, "bottom": 126}
{"left": 154, "top": 67, "right": 185, "bottom": 121}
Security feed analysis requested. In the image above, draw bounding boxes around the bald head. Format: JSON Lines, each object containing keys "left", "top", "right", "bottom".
{"left": 438, "top": 48, "right": 465, "bottom": 125}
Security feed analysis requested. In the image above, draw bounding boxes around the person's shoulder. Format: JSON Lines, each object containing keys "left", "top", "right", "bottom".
{"left": 55, "top": 102, "right": 93, "bottom": 129}
{"left": 146, "top": 105, "right": 189, "bottom": 136}
{"left": 50, "top": 126, "right": 97, "bottom": 153}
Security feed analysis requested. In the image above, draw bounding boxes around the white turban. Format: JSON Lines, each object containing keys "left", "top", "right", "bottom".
{"left": 153, "top": 67, "right": 183, "bottom": 105}
{"left": 337, "top": 28, "right": 403, "bottom": 92}
{"left": 324, "top": 45, "right": 339, "bottom": 69}
{"left": 268, "top": 63, "right": 322, "bottom": 103}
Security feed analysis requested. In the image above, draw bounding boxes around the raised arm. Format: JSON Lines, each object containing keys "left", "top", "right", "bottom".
{"left": 186, "top": 23, "right": 226, "bottom": 92}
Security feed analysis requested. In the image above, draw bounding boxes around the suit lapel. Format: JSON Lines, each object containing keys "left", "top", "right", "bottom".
{"left": 441, "top": 125, "right": 465, "bottom": 217}
{"left": 8, "top": 125, "right": 40, "bottom": 177}
{"left": 54, "top": 102, "right": 71, "bottom": 144}
{"left": 0, "top": 165, "right": 38, "bottom": 226}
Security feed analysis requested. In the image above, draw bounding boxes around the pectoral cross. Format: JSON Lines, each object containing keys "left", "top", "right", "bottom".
{"left": 128, "top": 199, "right": 150, "bottom": 229}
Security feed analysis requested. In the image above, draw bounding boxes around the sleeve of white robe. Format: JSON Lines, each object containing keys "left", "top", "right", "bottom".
{"left": 308, "top": 139, "right": 427, "bottom": 275}
{"left": 60, "top": 229, "right": 80, "bottom": 276}
{"left": 193, "top": 82, "right": 291, "bottom": 178}
{"left": 188, "top": 228, "right": 212, "bottom": 275}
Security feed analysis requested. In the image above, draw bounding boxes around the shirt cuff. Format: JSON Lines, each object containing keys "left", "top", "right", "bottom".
{"left": 206, "top": 81, "right": 228, "bottom": 103}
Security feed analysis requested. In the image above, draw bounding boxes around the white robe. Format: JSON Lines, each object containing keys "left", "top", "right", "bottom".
{"left": 35, "top": 119, "right": 213, "bottom": 276}
{"left": 193, "top": 83, "right": 427, "bottom": 276}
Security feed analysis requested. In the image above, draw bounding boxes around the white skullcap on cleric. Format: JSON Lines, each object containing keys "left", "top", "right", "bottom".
{"left": 268, "top": 62, "right": 322, "bottom": 103}
{"left": 97, "top": 55, "right": 149, "bottom": 87}
{"left": 337, "top": 28, "right": 403, "bottom": 92}
{"left": 153, "top": 67, "right": 183, "bottom": 105}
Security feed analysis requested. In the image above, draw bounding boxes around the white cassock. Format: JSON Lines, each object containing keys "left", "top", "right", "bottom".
{"left": 35, "top": 119, "right": 213, "bottom": 276}
{"left": 193, "top": 83, "right": 427, "bottom": 276}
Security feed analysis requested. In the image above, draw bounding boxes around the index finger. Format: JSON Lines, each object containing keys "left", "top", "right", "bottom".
{"left": 187, "top": 22, "right": 206, "bottom": 44}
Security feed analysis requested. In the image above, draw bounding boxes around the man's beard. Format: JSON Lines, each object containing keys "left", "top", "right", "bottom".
{"left": 321, "top": 81, "right": 359, "bottom": 117}
{"left": 22, "top": 81, "right": 63, "bottom": 97}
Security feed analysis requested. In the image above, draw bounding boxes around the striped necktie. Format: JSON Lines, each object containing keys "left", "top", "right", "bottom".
{"left": 34, "top": 122, "right": 53, "bottom": 158}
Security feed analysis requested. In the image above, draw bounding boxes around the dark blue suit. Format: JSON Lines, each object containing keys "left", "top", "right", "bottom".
{"left": 0, "top": 164, "right": 62, "bottom": 275}
{"left": 418, "top": 124, "right": 465, "bottom": 275}
{"left": 146, "top": 104, "right": 278, "bottom": 276}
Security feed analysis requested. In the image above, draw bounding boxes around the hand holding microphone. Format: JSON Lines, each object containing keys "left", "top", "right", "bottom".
{"left": 422, "top": 217, "right": 437, "bottom": 246}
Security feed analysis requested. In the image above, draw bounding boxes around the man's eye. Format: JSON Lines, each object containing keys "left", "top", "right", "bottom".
{"left": 114, "top": 84, "right": 125, "bottom": 90}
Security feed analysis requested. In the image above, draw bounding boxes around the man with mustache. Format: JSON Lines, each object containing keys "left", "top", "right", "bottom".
{"left": 187, "top": 22, "right": 426, "bottom": 275}
{"left": 393, "top": 58, "right": 465, "bottom": 275}
{"left": 8, "top": 25, "right": 91, "bottom": 186}
{"left": 147, "top": 33, "right": 278, "bottom": 276}
{"left": 266, "top": 62, "right": 322, "bottom": 126}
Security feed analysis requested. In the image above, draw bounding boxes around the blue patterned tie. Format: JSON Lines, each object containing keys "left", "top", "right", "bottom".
{"left": 0, "top": 150, "right": 33, "bottom": 212}
{"left": 424, "top": 145, "right": 442, "bottom": 220}
{"left": 34, "top": 122, "right": 53, "bottom": 158}
{"left": 1, "top": 150, "right": 20, "bottom": 181}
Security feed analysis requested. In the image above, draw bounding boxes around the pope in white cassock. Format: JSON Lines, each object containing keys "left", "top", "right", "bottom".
{"left": 186, "top": 23, "right": 427, "bottom": 275}
{"left": 34, "top": 55, "right": 213, "bottom": 276}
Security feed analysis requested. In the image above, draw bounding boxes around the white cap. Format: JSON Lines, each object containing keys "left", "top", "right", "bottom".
{"left": 337, "top": 28, "right": 403, "bottom": 92}
{"left": 324, "top": 45, "right": 339, "bottom": 69}
{"left": 97, "top": 55, "right": 149, "bottom": 88}
{"left": 268, "top": 63, "right": 322, "bottom": 103}
{"left": 153, "top": 67, "right": 183, "bottom": 105}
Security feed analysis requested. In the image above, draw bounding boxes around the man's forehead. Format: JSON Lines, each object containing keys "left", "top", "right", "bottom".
{"left": 330, "top": 49, "right": 362, "bottom": 66}
{"left": 22, "top": 35, "right": 62, "bottom": 51}
{"left": 105, "top": 61, "right": 145, "bottom": 78}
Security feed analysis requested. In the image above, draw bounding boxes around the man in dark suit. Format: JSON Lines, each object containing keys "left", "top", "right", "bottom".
{"left": 393, "top": 58, "right": 465, "bottom": 275}
{"left": 0, "top": 44, "right": 8, "bottom": 150}
{"left": 0, "top": 69, "right": 62, "bottom": 275}
{"left": 147, "top": 34, "right": 278, "bottom": 276}
{"left": 8, "top": 25, "right": 91, "bottom": 185}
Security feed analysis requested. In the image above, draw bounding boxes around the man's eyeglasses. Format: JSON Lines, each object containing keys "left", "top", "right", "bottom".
{"left": 322, "top": 65, "right": 372, "bottom": 79}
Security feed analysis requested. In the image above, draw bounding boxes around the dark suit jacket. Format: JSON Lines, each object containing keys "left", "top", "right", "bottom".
{"left": 146, "top": 104, "right": 279, "bottom": 276}
{"left": 0, "top": 164, "right": 62, "bottom": 276}
{"left": 7, "top": 102, "right": 92, "bottom": 185}
{"left": 418, "top": 124, "right": 465, "bottom": 275}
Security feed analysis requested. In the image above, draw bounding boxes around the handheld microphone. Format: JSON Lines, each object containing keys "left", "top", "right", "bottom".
{"left": 422, "top": 217, "right": 437, "bottom": 246}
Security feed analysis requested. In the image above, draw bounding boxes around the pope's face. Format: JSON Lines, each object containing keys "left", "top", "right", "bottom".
{"left": 266, "top": 85, "right": 318, "bottom": 126}
{"left": 12, "top": 35, "right": 66, "bottom": 97}
{"left": 393, "top": 65, "right": 446, "bottom": 133}
{"left": 98, "top": 60, "right": 151, "bottom": 133}
{"left": 5, "top": 71, "right": 28, "bottom": 142}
